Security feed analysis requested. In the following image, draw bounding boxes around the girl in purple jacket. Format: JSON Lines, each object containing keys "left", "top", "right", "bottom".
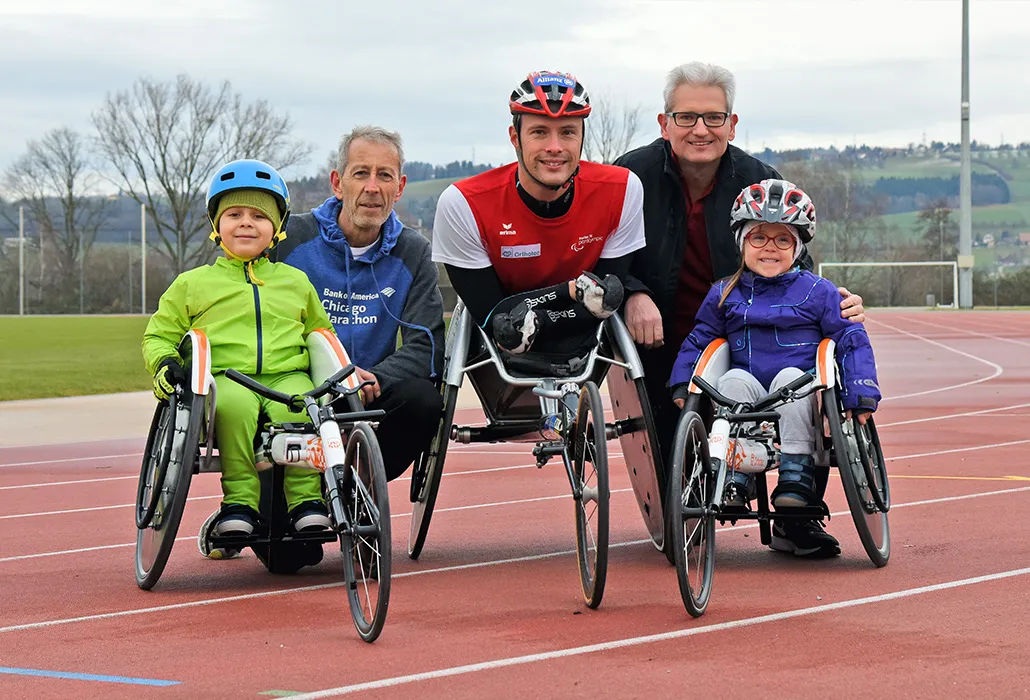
{"left": 669, "top": 179, "right": 880, "bottom": 558}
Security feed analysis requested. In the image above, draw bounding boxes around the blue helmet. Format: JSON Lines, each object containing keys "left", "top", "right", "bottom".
{"left": 206, "top": 159, "right": 291, "bottom": 235}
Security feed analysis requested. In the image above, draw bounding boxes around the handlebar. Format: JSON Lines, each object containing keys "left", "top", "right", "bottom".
{"left": 225, "top": 364, "right": 369, "bottom": 410}
{"left": 691, "top": 371, "right": 815, "bottom": 414}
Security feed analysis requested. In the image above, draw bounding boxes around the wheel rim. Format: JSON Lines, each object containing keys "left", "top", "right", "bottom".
{"left": 341, "top": 423, "right": 391, "bottom": 642}
{"left": 574, "top": 382, "right": 608, "bottom": 609}
{"left": 856, "top": 418, "right": 890, "bottom": 512}
{"left": 136, "top": 398, "right": 176, "bottom": 529}
{"left": 408, "top": 383, "right": 456, "bottom": 558}
{"left": 673, "top": 412, "right": 714, "bottom": 616}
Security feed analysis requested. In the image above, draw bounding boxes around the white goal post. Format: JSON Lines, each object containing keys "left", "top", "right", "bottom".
{"left": 818, "top": 261, "right": 959, "bottom": 308}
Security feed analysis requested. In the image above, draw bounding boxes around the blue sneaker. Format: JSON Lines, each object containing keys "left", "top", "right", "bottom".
{"left": 772, "top": 453, "right": 818, "bottom": 508}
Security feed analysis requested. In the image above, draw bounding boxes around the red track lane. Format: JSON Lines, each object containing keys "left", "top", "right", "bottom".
{"left": 1, "top": 310, "right": 1029, "bottom": 699}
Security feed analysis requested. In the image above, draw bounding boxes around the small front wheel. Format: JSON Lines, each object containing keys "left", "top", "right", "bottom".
{"left": 337, "top": 422, "right": 392, "bottom": 642}
{"left": 667, "top": 410, "right": 716, "bottom": 617}
{"left": 571, "top": 381, "right": 609, "bottom": 609}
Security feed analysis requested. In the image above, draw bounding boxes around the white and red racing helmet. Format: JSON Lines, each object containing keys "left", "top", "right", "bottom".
{"left": 730, "top": 179, "right": 816, "bottom": 244}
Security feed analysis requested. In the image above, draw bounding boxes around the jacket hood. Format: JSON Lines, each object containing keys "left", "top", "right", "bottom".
{"left": 310, "top": 196, "right": 403, "bottom": 263}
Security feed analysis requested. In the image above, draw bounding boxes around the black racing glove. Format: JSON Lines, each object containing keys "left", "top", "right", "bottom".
{"left": 490, "top": 300, "right": 539, "bottom": 355}
{"left": 153, "top": 358, "right": 185, "bottom": 401}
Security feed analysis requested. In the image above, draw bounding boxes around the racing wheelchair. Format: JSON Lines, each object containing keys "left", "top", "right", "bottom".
{"left": 405, "top": 301, "right": 665, "bottom": 609}
{"left": 134, "top": 329, "right": 393, "bottom": 642}
{"left": 668, "top": 338, "right": 890, "bottom": 617}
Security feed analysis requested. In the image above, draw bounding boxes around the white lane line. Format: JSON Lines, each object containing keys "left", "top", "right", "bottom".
{"left": 896, "top": 315, "right": 1030, "bottom": 349}
{"left": 2, "top": 485, "right": 1027, "bottom": 632}
{"left": 287, "top": 566, "right": 1030, "bottom": 699}
{"left": 0, "top": 453, "right": 141, "bottom": 469}
{"left": 0, "top": 539, "right": 192, "bottom": 563}
{"left": 0, "top": 495, "right": 220, "bottom": 520}
{"left": 877, "top": 402, "right": 1030, "bottom": 429}
{"left": 0, "top": 476, "right": 136, "bottom": 491}
{"left": 867, "top": 319, "right": 1004, "bottom": 400}
{"left": 4, "top": 434, "right": 1027, "bottom": 556}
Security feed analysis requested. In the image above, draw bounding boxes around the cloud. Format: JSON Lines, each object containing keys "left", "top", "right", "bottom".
{"left": 2, "top": 0, "right": 1029, "bottom": 178}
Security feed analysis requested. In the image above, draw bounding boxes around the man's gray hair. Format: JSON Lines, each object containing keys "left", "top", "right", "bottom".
{"left": 663, "top": 62, "right": 736, "bottom": 114}
{"left": 336, "top": 125, "right": 405, "bottom": 174}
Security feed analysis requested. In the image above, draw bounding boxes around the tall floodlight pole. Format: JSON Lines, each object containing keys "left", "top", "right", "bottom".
{"left": 18, "top": 206, "right": 25, "bottom": 315}
{"left": 141, "top": 203, "right": 147, "bottom": 314}
{"left": 958, "top": 0, "right": 974, "bottom": 307}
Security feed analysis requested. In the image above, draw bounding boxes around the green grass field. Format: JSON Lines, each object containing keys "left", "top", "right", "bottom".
{"left": 403, "top": 176, "right": 460, "bottom": 201}
{"left": 0, "top": 316, "right": 153, "bottom": 401}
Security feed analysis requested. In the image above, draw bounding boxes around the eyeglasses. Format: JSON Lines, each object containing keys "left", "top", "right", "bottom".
{"left": 746, "top": 231, "right": 795, "bottom": 250}
{"left": 666, "top": 111, "right": 730, "bottom": 128}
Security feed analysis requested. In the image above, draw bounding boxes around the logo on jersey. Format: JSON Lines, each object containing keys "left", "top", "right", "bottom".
{"left": 498, "top": 223, "right": 516, "bottom": 236}
{"left": 570, "top": 234, "right": 605, "bottom": 252}
{"left": 500, "top": 244, "right": 541, "bottom": 259}
{"left": 379, "top": 287, "right": 396, "bottom": 298}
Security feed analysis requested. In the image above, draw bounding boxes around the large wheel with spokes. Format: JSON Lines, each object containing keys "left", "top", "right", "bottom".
{"left": 135, "top": 391, "right": 202, "bottom": 590}
{"left": 667, "top": 410, "right": 716, "bottom": 617}
{"left": 571, "top": 381, "right": 609, "bottom": 609}
{"left": 823, "top": 386, "right": 890, "bottom": 567}
{"left": 339, "top": 421, "right": 392, "bottom": 642}
{"left": 408, "top": 381, "right": 458, "bottom": 559}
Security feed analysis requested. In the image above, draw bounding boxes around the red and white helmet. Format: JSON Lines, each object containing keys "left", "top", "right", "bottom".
{"left": 509, "top": 71, "right": 591, "bottom": 119}
{"left": 730, "top": 179, "right": 816, "bottom": 244}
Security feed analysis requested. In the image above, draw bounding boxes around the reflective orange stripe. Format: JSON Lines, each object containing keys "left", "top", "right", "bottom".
{"left": 191, "top": 329, "right": 209, "bottom": 395}
{"left": 689, "top": 338, "right": 728, "bottom": 394}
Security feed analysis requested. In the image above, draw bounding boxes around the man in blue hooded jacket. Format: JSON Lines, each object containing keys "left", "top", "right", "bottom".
{"left": 274, "top": 125, "right": 445, "bottom": 483}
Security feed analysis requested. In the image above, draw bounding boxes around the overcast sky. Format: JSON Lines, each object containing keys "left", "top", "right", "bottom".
{"left": 3, "top": 0, "right": 1030, "bottom": 183}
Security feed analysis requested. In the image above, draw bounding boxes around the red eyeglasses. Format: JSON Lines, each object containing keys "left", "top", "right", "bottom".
{"left": 746, "top": 231, "right": 795, "bottom": 250}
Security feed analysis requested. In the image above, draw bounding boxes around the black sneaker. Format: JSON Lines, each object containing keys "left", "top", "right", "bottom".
{"left": 289, "top": 500, "right": 332, "bottom": 532}
{"left": 770, "top": 518, "right": 841, "bottom": 558}
{"left": 213, "top": 504, "right": 260, "bottom": 537}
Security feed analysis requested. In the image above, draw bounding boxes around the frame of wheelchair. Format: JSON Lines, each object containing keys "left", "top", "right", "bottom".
{"left": 134, "top": 328, "right": 393, "bottom": 642}
{"left": 668, "top": 338, "right": 891, "bottom": 617}
{"left": 406, "top": 301, "right": 666, "bottom": 609}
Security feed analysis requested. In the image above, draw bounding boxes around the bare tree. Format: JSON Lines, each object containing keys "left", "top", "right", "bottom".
{"left": 92, "top": 75, "right": 313, "bottom": 272}
{"left": 2, "top": 128, "right": 111, "bottom": 312}
{"left": 583, "top": 91, "right": 645, "bottom": 164}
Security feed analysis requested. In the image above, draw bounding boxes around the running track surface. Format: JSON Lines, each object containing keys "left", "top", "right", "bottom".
{"left": 1, "top": 310, "right": 1028, "bottom": 699}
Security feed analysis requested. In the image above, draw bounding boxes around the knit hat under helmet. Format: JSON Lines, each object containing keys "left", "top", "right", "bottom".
{"left": 213, "top": 190, "right": 283, "bottom": 233}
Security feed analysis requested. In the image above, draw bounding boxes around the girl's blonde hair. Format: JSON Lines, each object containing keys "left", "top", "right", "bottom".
{"left": 718, "top": 260, "right": 747, "bottom": 307}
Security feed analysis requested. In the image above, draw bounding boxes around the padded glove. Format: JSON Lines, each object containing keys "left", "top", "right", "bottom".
{"left": 574, "top": 271, "right": 624, "bottom": 319}
{"left": 491, "top": 301, "right": 539, "bottom": 355}
{"left": 153, "top": 358, "right": 185, "bottom": 401}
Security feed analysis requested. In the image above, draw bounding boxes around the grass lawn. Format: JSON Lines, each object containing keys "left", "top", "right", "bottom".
{"left": 0, "top": 315, "right": 152, "bottom": 401}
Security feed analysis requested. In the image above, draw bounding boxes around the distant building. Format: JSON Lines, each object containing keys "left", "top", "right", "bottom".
{"left": 1019, "top": 233, "right": 1030, "bottom": 246}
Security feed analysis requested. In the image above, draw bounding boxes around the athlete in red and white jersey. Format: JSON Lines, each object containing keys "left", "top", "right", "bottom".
{"left": 432, "top": 70, "right": 645, "bottom": 358}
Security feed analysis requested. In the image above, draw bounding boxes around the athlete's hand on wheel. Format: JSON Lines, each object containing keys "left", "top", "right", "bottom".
{"left": 153, "top": 358, "right": 185, "bottom": 401}
{"left": 573, "top": 271, "right": 624, "bottom": 319}
{"left": 625, "top": 293, "right": 664, "bottom": 348}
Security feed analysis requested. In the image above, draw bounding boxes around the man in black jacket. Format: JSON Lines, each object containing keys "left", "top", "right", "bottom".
{"left": 614, "top": 62, "right": 863, "bottom": 558}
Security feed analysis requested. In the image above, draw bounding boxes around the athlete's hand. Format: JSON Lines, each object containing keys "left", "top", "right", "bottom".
{"left": 153, "top": 358, "right": 185, "bottom": 401}
{"left": 625, "top": 293, "right": 664, "bottom": 348}
{"left": 838, "top": 287, "right": 865, "bottom": 323}
{"left": 354, "top": 366, "right": 381, "bottom": 405}
{"left": 573, "top": 271, "right": 624, "bottom": 319}
{"left": 491, "top": 301, "right": 538, "bottom": 355}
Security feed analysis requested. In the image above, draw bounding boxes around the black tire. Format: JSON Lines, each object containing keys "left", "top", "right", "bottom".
{"left": 856, "top": 417, "right": 890, "bottom": 513}
{"left": 135, "top": 391, "right": 202, "bottom": 590}
{"left": 136, "top": 398, "right": 176, "bottom": 529}
{"left": 823, "top": 386, "right": 890, "bottom": 567}
{"left": 339, "top": 422, "right": 392, "bottom": 643}
{"left": 667, "top": 410, "right": 715, "bottom": 618}
{"left": 407, "top": 381, "right": 458, "bottom": 559}
{"left": 572, "top": 381, "right": 609, "bottom": 609}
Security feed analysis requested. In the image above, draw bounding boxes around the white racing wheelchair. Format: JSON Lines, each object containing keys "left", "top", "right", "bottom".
{"left": 405, "top": 301, "right": 665, "bottom": 609}
{"left": 668, "top": 338, "right": 890, "bottom": 617}
{"left": 134, "top": 329, "right": 393, "bottom": 642}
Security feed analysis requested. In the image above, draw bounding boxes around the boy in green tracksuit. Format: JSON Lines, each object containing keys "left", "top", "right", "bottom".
{"left": 142, "top": 159, "right": 334, "bottom": 540}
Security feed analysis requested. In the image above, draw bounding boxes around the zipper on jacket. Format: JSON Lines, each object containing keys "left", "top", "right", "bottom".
{"left": 245, "top": 266, "right": 263, "bottom": 375}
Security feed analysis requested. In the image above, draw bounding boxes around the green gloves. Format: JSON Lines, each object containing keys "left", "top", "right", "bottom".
{"left": 153, "top": 358, "right": 186, "bottom": 401}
